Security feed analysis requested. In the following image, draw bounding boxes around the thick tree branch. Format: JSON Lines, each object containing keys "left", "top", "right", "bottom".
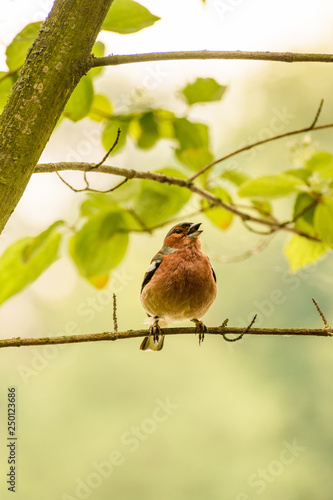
{"left": 91, "top": 50, "right": 333, "bottom": 68}
{"left": 0, "top": 326, "right": 332, "bottom": 349}
{"left": 0, "top": 0, "right": 113, "bottom": 235}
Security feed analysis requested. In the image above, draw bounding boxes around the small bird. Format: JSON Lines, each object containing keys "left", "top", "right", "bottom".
{"left": 140, "top": 222, "right": 217, "bottom": 351}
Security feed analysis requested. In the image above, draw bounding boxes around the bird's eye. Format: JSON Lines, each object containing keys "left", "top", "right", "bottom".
{"left": 174, "top": 228, "right": 183, "bottom": 234}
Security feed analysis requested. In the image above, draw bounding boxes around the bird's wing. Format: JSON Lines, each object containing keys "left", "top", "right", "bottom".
{"left": 209, "top": 258, "right": 217, "bottom": 283}
{"left": 141, "top": 253, "right": 163, "bottom": 292}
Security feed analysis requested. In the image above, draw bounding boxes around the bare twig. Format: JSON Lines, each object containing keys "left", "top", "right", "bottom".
{"left": 246, "top": 315, "right": 258, "bottom": 332}
{"left": 126, "top": 208, "right": 152, "bottom": 233}
{"left": 90, "top": 128, "right": 121, "bottom": 170}
{"left": 188, "top": 100, "right": 327, "bottom": 182}
{"left": 56, "top": 129, "right": 122, "bottom": 193}
{"left": 127, "top": 205, "right": 213, "bottom": 234}
{"left": 55, "top": 172, "right": 128, "bottom": 194}
{"left": 240, "top": 219, "right": 276, "bottom": 236}
{"left": 113, "top": 293, "right": 118, "bottom": 333}
{"left": 309, "top": 99, "right": 324, "bottom": 128}
{"left": 221, "top": 314, "right": 257, "bottom": 342}
{"left": 212, "top": 234, "right": 275, "bottom": 263}
{"left": 312, "top": 298, "right": 330, "bottom": 328}
{"left": 91, "top": 50, "right": 333, "bottom": 68}
{"left": 55, "top": 171, "right": 82, "bottom": 192}
{"left": 280, "top": 198, "right": 318, "bottom": 229}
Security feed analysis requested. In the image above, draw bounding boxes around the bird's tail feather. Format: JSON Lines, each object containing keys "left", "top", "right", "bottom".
{"left": 140, "top": 335, "right": 165, "bottom": 351}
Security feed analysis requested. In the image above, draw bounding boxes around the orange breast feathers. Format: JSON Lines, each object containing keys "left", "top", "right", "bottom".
{"left": 140, "top": 245, "right": 217, "bottom": 324}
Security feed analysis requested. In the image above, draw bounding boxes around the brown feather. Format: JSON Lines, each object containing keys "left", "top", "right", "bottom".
{"left": 141, "top": 244, "right": 217, "bottom": 322}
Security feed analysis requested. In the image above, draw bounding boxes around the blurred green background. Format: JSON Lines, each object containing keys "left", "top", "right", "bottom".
{"left": 2, "top": 1, "right": 333, "bottom": 499}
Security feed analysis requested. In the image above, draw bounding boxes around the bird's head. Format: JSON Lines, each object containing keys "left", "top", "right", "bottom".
{"left": 163, "top": 222, "right": 203, "bottom": 250}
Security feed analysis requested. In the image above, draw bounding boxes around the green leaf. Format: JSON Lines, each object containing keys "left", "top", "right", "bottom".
{"left": 0, "top": 222, "right": 62, "bottom": 305}
{"left": 182, "top": 78, "right": 227, "bottom": 105}
{"left": 284, "top": 234, "right": 328, "bottom": 273}
{"left": 64, "top": 76, "right": 94, "bottom": 122}
{"left": 89, "top": 41, "right": 106, "bottom": 78}
{"left": 92, "top": 41, "right": 105, "bottom": 58}
{"left": 6, "top": 22, "right": 42, "bottom": 71}
{"left": 306, "top": 151, "right": 333, "bottom": 179}
{"left": 155, "top": 109, "right": 176, "bottom": 139}
{"left": 238, "top": 174, "right": 304, "bottom": 199}
{"left": 314, "top": 199, "right": 333, "bottom": 248}
{"left": 220, "top": 169, "right": 250, "bottom": 186}
{"left": 132, "top": 111, "right": 160, "bottom": 149}
{"left": 88, "top": 94, "right": 113, "bottom": 122}
{"left": 133, "top": 168, "right": 191, "bottom": 226}
{"left": 0, "top": 72, "right": 16, "bottom": 112}
{"left": 251, "top": 200, "right": 272, "bottom": 216}
{"left": 176, "top": 147, "right": 214, "bottom": 172}
{"left": 285, "top": 168, "right": 311, "bottom": 183}
{"left": 69, "top": 212, "right": 129, "bottom": 285}
{"left": 80, "top": 192, "right": 142, "bottom": 231}
{"left": 173, "top": 117, "right": 209, "bottom": 151}
{"left": 173, "top": 117, "right": 212, "bottom": 171}
{"left": 21, "top": 221, "right": 63, "bottom": 262}
{"left": 102, "top": 0, "right": 160, "bottom": 34}
{"left": 102, "top": 117, "right": 130, "bottom": 153}
{"left": 306, "top": 151, "right": 333, "bottom": 170}
{"left": 80, "top": 194, "right": 120, "bottom": 217}
{"left": 103, "top": 182, "right": 141, "bottom": 205}
{"left": 202, "top": 187, "right": 233, "bottom": 230}
{"left": 293, "top": 193, "right": 316, "bottom": 234}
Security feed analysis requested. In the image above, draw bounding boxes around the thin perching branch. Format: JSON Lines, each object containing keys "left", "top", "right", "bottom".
{"left": 0, "top": 299, "right": 331, "bottom": 349}
{"left": 90, "top": 50, "right": 333, "bottom": 68}
{"left": 0, "top": 326, "right": 332, "bottom": 349}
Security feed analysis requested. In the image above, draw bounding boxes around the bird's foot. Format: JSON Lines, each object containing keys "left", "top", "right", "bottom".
{"left": 150, "top": 318, "right": 162, "bottom": 344}
{"left": 140, "top": 317, "right": 164, "bottom": 351}
{"left": 191, "top": 319, "right": 207, "bottom": 345}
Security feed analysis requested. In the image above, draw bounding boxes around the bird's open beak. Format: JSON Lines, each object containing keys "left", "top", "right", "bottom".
{"left": 188, "top": 222, "right": 202, "bottom": 238}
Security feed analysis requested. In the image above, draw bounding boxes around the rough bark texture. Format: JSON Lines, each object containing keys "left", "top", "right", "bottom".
{"left": 0, "top": 0, "right": 113, "bottom": 234}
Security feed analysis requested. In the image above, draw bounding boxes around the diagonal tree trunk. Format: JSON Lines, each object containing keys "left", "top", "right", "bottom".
{"left": 0, "top": 0, "right": 113, "bottom": 234}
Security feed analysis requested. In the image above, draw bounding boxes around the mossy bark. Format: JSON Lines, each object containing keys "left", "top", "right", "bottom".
{"left": 0, "top": 0, "right": 113, "bottom": 233}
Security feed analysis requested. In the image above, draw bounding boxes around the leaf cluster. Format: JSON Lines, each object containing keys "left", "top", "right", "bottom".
{"left": 1, "top": 0, "right": 333, "bottom": 306}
